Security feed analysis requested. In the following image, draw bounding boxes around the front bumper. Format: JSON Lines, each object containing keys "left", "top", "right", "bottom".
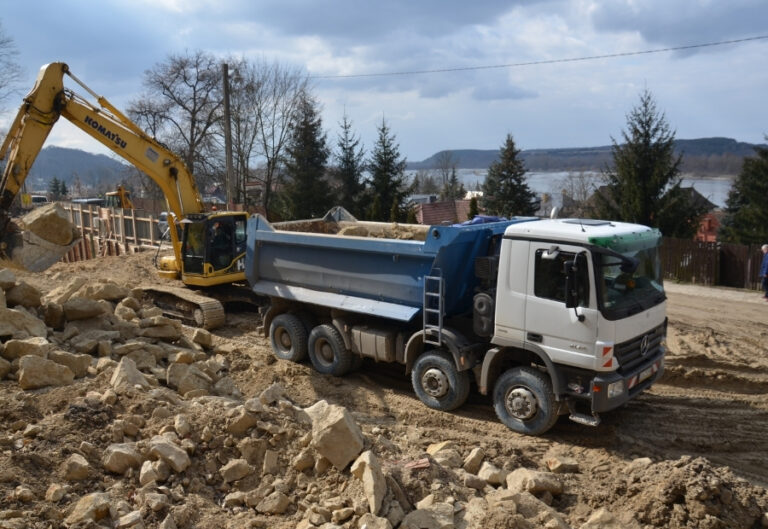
{"left": 590, "top": 348, "right": 665, "bottom": 413}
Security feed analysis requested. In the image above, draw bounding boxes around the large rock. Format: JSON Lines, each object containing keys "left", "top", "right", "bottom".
{"left": 220, "top": 458, "right": 254, "bottom": 483}
{"left": 477, "top": 461, "right": 508, "bottom": 486}
{"left": 49, "top": 350, "right": 92, "bottom": 378}
{"left": 0, "top": 357, "right": 10, "bottom": 379}
{"left": 74, "top": 280, "right": 130, "bottom": 301}
{"left": 5, "top": 281, "right": 42, "bottom": 308}
{"left": 506, "top": 468, "right": 563, "bottom": 495}
{"left": 44, "top": 277, "right": 87, "bottom": 305}
{"left": 2, "top": 337, "right": 54, "bottom": 360}
{"left": 0, "top": 307, "right": 47, "bottom": 339}
{"left": 111, "top": 357, "right": 151, "bottom": 390}
{"left": 0, "top": 267, "right": 16, "bottom": 289}
{"left": 166, "top": 363, "right": 211, "bottom": 395}
{"left": 64, "top": 492, "right": 111, "bottom": 525}
{"left": 401, "top": 503, "right": 454, "bottom": 529}
{"left": 255, "top": 491, "right": 291, "bottom": 515}
{"left": 148, "top": 436, "right": 191, "bottom": 473}
{"left": 463, "top": 447, "right": 485, "bottom": 475}
{"left": 103, "top": 443, "right": 143, "bottom": 474}
{"left": 63, "top": 297, "right": 107, "bottom": 321}
{"left": 305, "top": 400, "right": 364, "bottom": 470}
{"left": 62, "top": 453, "right": 91, "bottom": 481}
{"left": 511, "top": 492, "right": 569, "bottom": 529}
{"left": 351, "top": 451, "right": 387, "bottom": 515}
{"left": 22, "top": 203, "right": 76, "bottom": 245}
{"left": 18, "top": 355, "right": 75, "bottom": 389}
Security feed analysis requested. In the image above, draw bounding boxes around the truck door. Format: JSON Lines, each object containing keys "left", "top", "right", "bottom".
{"left": 524, "top": 244, "right": 598, "bottom": 370}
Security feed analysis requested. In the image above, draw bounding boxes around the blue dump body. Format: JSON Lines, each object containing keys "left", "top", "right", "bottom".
{"left": 246, "top": 213, "right": 538, "bottom": 322}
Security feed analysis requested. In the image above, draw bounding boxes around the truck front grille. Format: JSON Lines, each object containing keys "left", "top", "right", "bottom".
{"left": 615, "top": 323, "right": 665, "bottom": 375}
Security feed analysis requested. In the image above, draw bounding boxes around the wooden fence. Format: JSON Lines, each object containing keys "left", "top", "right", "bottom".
{"left": 661, "top": 237, "right": 764, "bottom": 290}
{"left": 60, "top": 203, "right": 167, "bottom": 263}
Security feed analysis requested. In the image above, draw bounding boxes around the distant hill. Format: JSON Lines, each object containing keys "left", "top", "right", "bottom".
{"left": 17, "top": 146, "right": 129, "bottom": 193}
{"left": 408, "top": 137, "right": 764, "bottom": 176}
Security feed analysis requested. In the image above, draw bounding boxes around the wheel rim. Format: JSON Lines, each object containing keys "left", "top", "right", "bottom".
{"left": 421, "top": 367, "right": 449, "bottom": 398}
{"left": 276, "top": 328, "right": 291, "bottom": 351}
{"left": 315, "top": 339, "right": 334, "bottom": 365}
{"left": 505, "top": 387, "right": 538, "bottom": 420}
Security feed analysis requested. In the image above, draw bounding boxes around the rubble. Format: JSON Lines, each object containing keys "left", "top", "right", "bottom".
{"left": 0, "top": 261, "right": 767, "bottom": 529}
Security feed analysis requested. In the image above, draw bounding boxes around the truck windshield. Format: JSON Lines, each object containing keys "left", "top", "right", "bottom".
{"left": 596, "top": 245, "right": 665, "bottom": 320}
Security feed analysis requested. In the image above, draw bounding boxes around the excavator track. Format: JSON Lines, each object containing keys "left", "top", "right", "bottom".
{"left": 139, "top": 285, "right": 226, "bottom": 330}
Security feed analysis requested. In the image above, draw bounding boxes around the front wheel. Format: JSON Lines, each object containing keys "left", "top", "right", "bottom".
{"left": 308, "top": 324, "right": 354, "bottom": 376}
{"left": 411, "top": 350, "right": 470, "bottom": 411}
{"left": 493, "top": 366, "right": 559, "bottom": 436}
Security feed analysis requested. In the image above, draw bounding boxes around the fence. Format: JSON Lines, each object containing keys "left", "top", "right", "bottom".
{"left": 661, "top": 237, "right": 764, "bottom": 290}
{"left": 60, "top": 203, "right": 167, "bottom": 262}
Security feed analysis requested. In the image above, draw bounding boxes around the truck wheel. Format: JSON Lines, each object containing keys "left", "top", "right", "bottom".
{"left": 269, "top": 314, "right": 308, "bottom": 362}
{"left": 493, "top": 366, "right": 559, "bottom": 436}
{"left": 411, "top": 350, "right": 470, "bottom": 411}
{"left": 308, "top": 324, "right": 354, "bottom": 376}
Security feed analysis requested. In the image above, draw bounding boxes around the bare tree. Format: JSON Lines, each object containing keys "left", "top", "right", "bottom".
{"left": 128, "top": 50, "right": 224, "bottom": 192}
{"left": 0, "top": 21, "right": 22, "bottom": 111}
{"left": 250, "top": 59, "right": 309, "bottom": 216}
{"left": 434, "top": 150, "right": 457, "bottom": 187}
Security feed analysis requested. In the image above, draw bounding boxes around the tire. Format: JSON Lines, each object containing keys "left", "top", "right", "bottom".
{"left": 493, "top": 366, "right": 559, "bottom": 436}
{"left": 411, "top": 350, "right": 471, "bottom": 411}
{"left": 308, "top": 324, "right": 354, "bottom": 376}
{"left": 269, "top": 313, "right": 308, "bottom": 362}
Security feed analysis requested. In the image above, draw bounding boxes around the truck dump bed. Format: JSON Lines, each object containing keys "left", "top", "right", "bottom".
{"left": 246, "top": 208, "right": 536, "bottom": 321}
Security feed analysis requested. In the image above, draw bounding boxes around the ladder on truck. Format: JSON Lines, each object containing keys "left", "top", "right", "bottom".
{"left": 423, "top": 270, "right": 444, "bottom": 346}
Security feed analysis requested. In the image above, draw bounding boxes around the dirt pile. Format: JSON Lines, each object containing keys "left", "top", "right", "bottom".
{"left": 0, "top": 254, "right": 767, "bottom": 529}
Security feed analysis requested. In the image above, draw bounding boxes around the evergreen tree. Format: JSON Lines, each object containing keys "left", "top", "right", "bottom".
{"left": 332, "top": 114, "right": 366, "bottom": 217}
{"left": 719, "top": 141, "right": 768, "bottom": 244}
{"left": 365, "top": 119, "right": 411, "bottom": 221}
{"left": 595, "top": 89, "right": 707, "bottom": 238}
{"left": 59, "top": 181, "right": 69, "bottom": 198}
{"left": 441, "top": 167, "right": 466, "bottom": 201}
{"left": 48, "top": 177, "right": 61, "bottom": 200}
{"left": 482, "top": 134, "right": 537, "bottom": 216}
{"left": 468, "top": 196, "right": 479, "bottom": 220}
{"left": 281, "top": 94, "right": 332, "bottom": 219}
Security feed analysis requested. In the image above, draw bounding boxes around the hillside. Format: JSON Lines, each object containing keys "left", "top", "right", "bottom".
{"left": 408, "top": 137, "right": 764, "bottom": 176}
{"left": 19, "top": 146, "right": 128, "bottom": 193}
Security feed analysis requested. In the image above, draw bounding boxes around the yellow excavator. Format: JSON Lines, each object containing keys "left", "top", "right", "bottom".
{"left": 0, "top": 62, "right": 250, "bottom": 328}
{"left": 105, "top": 185, "right": 134, "bottom": 209}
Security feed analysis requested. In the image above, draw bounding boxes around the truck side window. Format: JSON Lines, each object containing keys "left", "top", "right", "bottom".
{"left": 534, "top": 250, "right": 589, "bottom": 306}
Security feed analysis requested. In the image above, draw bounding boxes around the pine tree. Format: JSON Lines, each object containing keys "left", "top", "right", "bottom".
{"left": 48, "top": 177, "right": 61, "bottom": 200}
{"left": 441, "top": 167, "right": 465, "bottom": 201}
{"left": 468, "top": 196, "right": 479, "bottom": 220}
{"left": 482, "top": 134, "right": 537, "bottom": 216}
{"left": 719, "top": 141, "right": 768, "bottom": 244}
{"left": 281, "top": 94, "right": 331, "bottom": 220}
{"left": 365, "top": 119, "right": 411, "bottom": 221}
{"left": 332, "top": 114, "right": 366, "bottom": 217}
{"left": 595, "top": 89, "right": 707, "bottom": 238}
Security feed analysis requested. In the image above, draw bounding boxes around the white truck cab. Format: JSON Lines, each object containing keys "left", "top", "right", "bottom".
{"left": 484, "top": 218, "right": 666, "bottom": 433}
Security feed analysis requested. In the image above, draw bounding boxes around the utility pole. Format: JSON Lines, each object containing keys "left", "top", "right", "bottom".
{"left": 222, "top": 63, "right": 234, "bottom": 208}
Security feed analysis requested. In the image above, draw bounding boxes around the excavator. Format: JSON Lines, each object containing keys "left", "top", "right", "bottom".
{"left": 0, "top": 62, "right": 250, "bottom": 329}
{"left": 105, "top": 185, "right": 134, "bottom": 209}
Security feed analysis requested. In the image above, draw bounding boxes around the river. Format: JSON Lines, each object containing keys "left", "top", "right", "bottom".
{"left": 447, "top": 170, "right": 733, "bottom": 208}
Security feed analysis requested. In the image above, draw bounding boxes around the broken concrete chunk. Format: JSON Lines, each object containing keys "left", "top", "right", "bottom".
{"left": 351, "top": 451, "right": 387, "bottom": 515}
{"left": 111, "top": 357, "right": 151, "bottom": 390}
{"left": 305, "top": 400, "right": 364, "bottom": 470}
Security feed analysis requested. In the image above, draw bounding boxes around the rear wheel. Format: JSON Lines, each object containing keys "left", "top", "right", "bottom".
{"left": 269, "top": 314, "right": 308, "bottom": 362}
{"left": 411, "top": 350, "right": 470, "bottom": 411}
{"left": 308, "top": 324, "right": 354, "bottom": 376}
{"left": 493, "top": 366, "right": 558, "bottom": 436}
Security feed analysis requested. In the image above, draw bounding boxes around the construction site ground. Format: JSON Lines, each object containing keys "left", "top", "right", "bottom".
{"left": 2, "top": 250, "right": 767, "bottom": 529}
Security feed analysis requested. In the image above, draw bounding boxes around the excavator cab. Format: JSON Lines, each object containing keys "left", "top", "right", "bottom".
{"left": 104, "top": 185, "right": 134, "bottom": 209}
{"left": 176, "top": 211, "right": 249, "bottom": 286}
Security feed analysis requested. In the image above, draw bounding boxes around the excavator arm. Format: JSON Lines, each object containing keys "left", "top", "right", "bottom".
{"left": 0, "top": 62, "right": 206, "bottom": 270}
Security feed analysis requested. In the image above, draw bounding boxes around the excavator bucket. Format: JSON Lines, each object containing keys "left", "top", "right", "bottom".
{"left": 0, "top": 203, "right": 81, "bottom": 272}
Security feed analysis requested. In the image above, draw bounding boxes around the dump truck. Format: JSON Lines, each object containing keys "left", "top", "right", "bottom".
{"left": 246, "top": 208, "right": 666, "bottom": 435}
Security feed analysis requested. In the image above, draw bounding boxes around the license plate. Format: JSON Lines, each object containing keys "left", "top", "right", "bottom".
{"left": 639, "top": 366, "right": 653, "bottom": 382}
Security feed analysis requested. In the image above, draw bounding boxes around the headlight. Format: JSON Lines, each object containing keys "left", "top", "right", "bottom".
{"left": 607, "top": 380, "right": 625, "bottom": 399}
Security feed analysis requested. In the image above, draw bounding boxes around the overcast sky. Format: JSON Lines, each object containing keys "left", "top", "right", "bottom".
{"left": 1, "top": 0, "right": 767, "bottom": 162}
